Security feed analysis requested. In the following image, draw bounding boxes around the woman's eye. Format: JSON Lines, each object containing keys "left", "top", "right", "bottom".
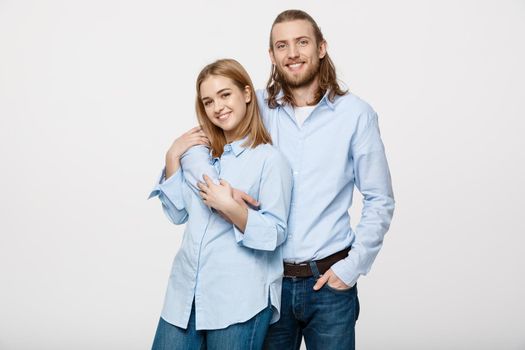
{"left": 222, "top": 93, "right": 231, "bottom": 98}
{"left": 203, "top": 101, "right": 212, "bottom": 107}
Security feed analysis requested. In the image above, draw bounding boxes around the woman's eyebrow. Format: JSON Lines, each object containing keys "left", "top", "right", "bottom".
{"left": 202, "top": 87, "right": 232, "bottom": 100}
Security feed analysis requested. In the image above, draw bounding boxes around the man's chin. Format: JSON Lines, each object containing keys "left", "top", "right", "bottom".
{"left": 283, "top": 75, "right": 316, "bottom": 89}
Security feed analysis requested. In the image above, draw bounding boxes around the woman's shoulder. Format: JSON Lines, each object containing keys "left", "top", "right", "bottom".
{"left": 250, "top": 143, "right": 291, "bottom": 170}
{"left": 249, "top": 142, "right": 277, "bottom": 157}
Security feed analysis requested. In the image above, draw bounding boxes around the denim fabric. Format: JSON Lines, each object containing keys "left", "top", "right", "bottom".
{"left": 152, "top": 301, "right": 273, "bottom": 350}
{"left": 264, "top": 265, "right": 359, "bottom": 350}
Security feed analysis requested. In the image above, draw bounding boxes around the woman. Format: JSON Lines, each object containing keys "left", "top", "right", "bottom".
{"left": 149, "top": 59, "right": 293, "bottom": 350}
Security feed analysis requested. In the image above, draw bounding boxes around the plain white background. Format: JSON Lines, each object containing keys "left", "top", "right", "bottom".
{"left": 1, "top": 0, "right": 524, "bottom": 349}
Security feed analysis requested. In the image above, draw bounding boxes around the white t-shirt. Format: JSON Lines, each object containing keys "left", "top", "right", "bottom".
{"left": 294, "top": 105, "right": 316, "bottom": 127}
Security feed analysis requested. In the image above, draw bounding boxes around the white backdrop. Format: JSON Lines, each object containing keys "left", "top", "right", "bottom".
{"left": 1, "top": 1, "right": 524, "bottom": 349}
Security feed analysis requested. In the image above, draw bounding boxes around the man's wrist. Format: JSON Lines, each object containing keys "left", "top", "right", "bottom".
{"left": 330, "top": 260, "right": 358, "bottom": 288}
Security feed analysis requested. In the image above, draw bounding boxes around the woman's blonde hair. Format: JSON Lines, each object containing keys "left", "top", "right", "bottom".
{"left": 195, "top": 59, "right": 272, "bottom": 158}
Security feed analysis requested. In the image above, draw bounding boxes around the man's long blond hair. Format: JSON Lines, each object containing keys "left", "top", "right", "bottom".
{"left": 266, "top": 9, "right": 347, "bottom": 108}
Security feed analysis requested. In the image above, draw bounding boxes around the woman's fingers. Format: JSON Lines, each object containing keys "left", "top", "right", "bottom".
{"left": 203, "top": 175, "right": 214, "bottom": 187}
{"left": 197, "top": 181, "right": 208, "bottom": 192}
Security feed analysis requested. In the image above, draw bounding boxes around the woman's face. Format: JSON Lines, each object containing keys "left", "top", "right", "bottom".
{"left": 199, "top": 75, "right": 251, "bottom": 142}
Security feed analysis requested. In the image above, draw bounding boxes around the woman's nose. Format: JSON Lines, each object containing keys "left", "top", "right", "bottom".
{"left": 214, "top": 101, "right": 225, "bottom": 114}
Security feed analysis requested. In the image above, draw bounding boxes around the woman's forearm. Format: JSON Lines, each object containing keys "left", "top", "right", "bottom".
{"left": 165, "top": 154, "right": 181, "bottom": 179}
{"left": 222, "top": 201, "right": 248, "bottom": 232}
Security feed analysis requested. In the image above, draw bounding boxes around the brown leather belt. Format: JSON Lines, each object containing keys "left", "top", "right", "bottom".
{"left": 283, "top": 247, "right": 351, "bottom": 278}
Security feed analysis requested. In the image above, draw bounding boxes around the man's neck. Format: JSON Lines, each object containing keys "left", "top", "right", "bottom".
{"left": 291, "top": 77, "right": 320, "bottom": 107}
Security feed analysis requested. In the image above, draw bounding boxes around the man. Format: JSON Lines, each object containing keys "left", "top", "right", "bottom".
{"left": 181, "top": 9, "right": 394, "bottom": 349}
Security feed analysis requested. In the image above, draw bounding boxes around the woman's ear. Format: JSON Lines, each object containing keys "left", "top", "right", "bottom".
{"left": 244, "top": 85, "right": 252, "bottom": 103}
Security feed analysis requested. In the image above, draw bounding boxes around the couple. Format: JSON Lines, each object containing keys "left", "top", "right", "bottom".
{"left": 149, "top": 9, "right": 394, "bottom": 350}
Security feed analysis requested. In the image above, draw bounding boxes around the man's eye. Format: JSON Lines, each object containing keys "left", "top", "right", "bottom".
{"left": 298, "top": 40, "right": 308, "bottom": 46}
{"left": 276, "top": 43, "right": 286, "bottom": 50}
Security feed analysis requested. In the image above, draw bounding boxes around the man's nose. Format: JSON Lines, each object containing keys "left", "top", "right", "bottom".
{"left": 287, "top": 45, "right": 299, "bottom": 59}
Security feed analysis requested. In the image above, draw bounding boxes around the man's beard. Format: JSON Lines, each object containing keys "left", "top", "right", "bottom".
{"left": 276, "top": 58, "right": 320, "bottom": 89}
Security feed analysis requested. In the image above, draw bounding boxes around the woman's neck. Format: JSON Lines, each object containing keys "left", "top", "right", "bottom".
{"left": 224, "top": 130, "right": 243, "bottom": 144}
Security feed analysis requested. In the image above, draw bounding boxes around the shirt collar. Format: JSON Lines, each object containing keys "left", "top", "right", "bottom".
{"left": 228, "top": 136, "right": 249, "bottom": 157}
{"left": 210, "top": 136, "right": 249, "bottom": 161}
{"left": 275, "top": 89, "right": 335, "bottom": 110}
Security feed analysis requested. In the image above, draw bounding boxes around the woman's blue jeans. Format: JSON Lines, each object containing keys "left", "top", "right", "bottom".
{"left": 152, "top": 301, "right": 272, "bottom": 350}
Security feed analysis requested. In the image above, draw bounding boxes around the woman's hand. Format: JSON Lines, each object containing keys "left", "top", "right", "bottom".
{"left": 165, "top": 126, "right": 210, "bottom": 178}
{"left": 198, "top": 175, "right": 248, "bottom": 231}
{"left": 197, "top": 175, "right": 236, "bottom": 212}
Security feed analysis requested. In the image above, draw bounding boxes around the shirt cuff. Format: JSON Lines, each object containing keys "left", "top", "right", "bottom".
{"left": 233, "top": 208, "right": 279, "bottom": 251}
{"left": 148, "top": 168, "right": 185, "bottom": 210}
{"left": 330, "top": 258, "right": 359, "bottom": 288}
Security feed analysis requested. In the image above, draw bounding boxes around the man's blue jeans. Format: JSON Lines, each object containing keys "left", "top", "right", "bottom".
{"left": 152, "top": 301, "right": 273, "bottom": 350}
{"left": 264, "top": 268, "right": 359, "bottom": 350}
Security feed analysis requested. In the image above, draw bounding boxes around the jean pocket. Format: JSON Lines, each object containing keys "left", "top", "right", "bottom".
{"left": 324, "top": 282, "right": 355, "bottom": 294}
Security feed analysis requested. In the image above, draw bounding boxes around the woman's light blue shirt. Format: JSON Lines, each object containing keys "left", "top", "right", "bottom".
{"left": 149, "top": 139, "right": 293, "bottom": 330}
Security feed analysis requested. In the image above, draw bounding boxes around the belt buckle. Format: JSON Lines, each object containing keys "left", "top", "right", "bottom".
{"left": 283, "top": 261, "right": 311, "bottom": 278}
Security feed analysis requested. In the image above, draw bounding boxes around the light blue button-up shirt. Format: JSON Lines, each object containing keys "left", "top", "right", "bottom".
{"left": 149, "top": 139, "right": 292, "bottom": 330}
{"left": 180, "top": 90, "right": 394, "bottom": 288}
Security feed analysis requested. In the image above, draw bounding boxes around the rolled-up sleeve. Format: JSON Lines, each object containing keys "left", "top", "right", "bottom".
{"left": 233, "top": 151, "right": 293, "bottom": 251}
{"left": 180, "top": 145, "right": 220, "bottom": 193}
{"left": 148, "top": 168, "right": 189, "bottom": 225}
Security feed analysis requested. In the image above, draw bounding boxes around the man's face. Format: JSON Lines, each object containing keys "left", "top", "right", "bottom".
{"left": 269, "top": 19, "right": 326, "bottom": 89}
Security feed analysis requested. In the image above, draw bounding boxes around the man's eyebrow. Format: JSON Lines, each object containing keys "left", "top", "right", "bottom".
{"left": 274, "top": 36, "right": 313, "bottom": 45}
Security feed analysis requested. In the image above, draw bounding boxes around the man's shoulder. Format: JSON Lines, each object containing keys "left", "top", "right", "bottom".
{"left": 256, "top": 88, "right": 267, "bottom": 99}
{"left": 255, "top": 89, "right": 269, "bottom": 109}
{"left": 334, "top": 92, "right": 376, "bottom": 116}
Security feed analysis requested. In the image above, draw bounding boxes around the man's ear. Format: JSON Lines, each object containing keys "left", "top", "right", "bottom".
{"left": 269, "top": 48, "right": 276, "bottom": 65}
{"left": 319, "top": 40, "right": 327, "bottom": 59}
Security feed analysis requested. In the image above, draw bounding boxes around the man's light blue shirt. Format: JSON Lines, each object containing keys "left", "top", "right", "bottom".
{"left": 180, "top": 90, "right": 394, "bottom": 287}
{"left": 149, "top": 139, "right": 293, "bottom": 330}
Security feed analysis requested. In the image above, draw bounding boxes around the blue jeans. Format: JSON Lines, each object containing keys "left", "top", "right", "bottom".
{"left": 152, "top": 301, "right": 273, "bottom": 350}
{"left": 264, "top": 266, "right": 359, "bottom": 350}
